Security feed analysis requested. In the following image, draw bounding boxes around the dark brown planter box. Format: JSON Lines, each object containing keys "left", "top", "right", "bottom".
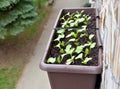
{"left": 40, "top": 8, "right": 102, "bottom": 89}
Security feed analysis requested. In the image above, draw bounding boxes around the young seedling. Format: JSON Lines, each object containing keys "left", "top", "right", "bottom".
{"left": 84, "top": 48, "right": 90, "bottom": 56}
{"left": 74, "top": 11, "right": 84, "bottom": 18}
{"left": 47, "top": 57, "right": 56, "bottom": 63}
{"left": 66, "top": 56, "right": 75, "bottom": 65}
{"left": 66, "top": 31, "right": 78, "bottom": 38}
{"left": 54, "top": 34, "right": 64, "bottom": 41}
{"left": 57, "top": 29, "right": 65, "bottom": 34}
{"left": 88, "top": 34, "right": 96, "bottom": 49}
{"left": 82, "top": 57, "right": 92, "bottom": 64}
{"left": 65, "top": 44, "right": 75, "bottom": 55}
{"left": 75, "top": 53, "right": 83, "bottom": 60}
{"left": 76, "top": 25, "right": 87, "bottom": 34}
{"left": 56, "top": 56, "right": 61, "bottom": 64}
{"left": 75, "top": 45, "right": 84, "bottom": 53}
{"left": 61, "top": 44, "right": 75, "bottom": 59}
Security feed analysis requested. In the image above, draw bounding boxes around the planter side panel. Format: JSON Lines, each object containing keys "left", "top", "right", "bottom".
{"left": 48, "top": 72, "right": 96, "bottom": 89}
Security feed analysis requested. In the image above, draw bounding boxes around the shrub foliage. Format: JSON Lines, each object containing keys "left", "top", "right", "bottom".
{"left": 0, "top": 0, "right": 37, "bottom": 39}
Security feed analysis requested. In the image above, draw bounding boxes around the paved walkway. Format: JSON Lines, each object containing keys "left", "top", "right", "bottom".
{"left": 15, "top": 0, "right": 88, "bottom": 89}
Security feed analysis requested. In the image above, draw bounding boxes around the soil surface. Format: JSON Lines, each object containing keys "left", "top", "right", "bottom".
{"left": 47, "top": 10, "right": 99, "bottom": 66}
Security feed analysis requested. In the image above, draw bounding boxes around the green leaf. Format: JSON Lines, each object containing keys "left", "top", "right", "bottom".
{"left": 57, "top": 29, "right": 65, "bottom": 34}
{"left": 47, "top": 57, "right": 56, "bottom": 63}
{"left": 57, "top": 56, "right": 61, "bottom": 64}
{"left": 76, "top": 29, "right": 83, "bottom": 33}
{"left": 60, "top": 49, "right": 64, "bottom": 53}
{"left": 60, "top": 41, "right": 65, "bottom": 47}
{"left": 55, "top": 43, "right": 61, "bottom": 49}
{"left": 69, "top": 48, "right": 75, "bottom": 54}
{"left": 65, "top": 44, "right": 71, "bottom": 53}
{"left": 68, "top": 20, "right": 74, "bottom": 23}
{"left": 54, "top": 34, "right": 64, "bottom": 41}
{"left": 75, "top": 14, "right": 81, "bottom": 18}
{"left": 84, "top": 43, "right": 90, "bottom": 47}
{"left": 66, "top": 32, "right": 75, "bottom": 38}
{"left": 70, "top": 23, "right": 75, "bottom": 27}
{"left": 82, "top": 57, "right": 92, "bottom": 64}
{"left": 89, "top": 34, "right": 94, "bottom": 40}
{"left": 66, "top": 56, "right": 75, "bottom": 65}
{"left": 62, "top": 20, "right": 68, "bottom": 28}
{"left": 80, "top": 33, "right": 88, "bottom": 38}
{"left": 87, "top": 16, "right": 91, "bottom": 20}
{"left": 76, "top": 18, "right": 85, "bottom": 23}
{"left": 61, "top": 54, "right": 67, "bottom": 59}
{"left": 75, "top": 53, "right": 83, "bottom": 60}
{"left": 65, "top": 44, "right": 75, "bottom": 54}
{"left": 75, "top": 45, "right": 84, "bottom": 53}
{"left": 69, "top": 38, "right": 75, "bottom": 42}
{"left": 90, "top": 42, "right": 96, "bottom": 49}
{"left": 85, "top": 48, "right": 89, "bottom": 55}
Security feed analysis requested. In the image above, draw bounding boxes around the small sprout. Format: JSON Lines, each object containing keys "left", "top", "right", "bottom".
{"left": 60, "top": 41, "right": 65, "bottom": 47}
{"left": 68, "top": 20, "right": 74, "bottom": 23}
{"left": 60, "top": 49, "right": 64, "bottom": 53}
{"left": 80, "top": 33, "right": 88, "bottom": 38}
{"left": 90, "top": 42, "right": 96, "bottom": 49}
{"left": 75, "top": 11, "right": 81, "bottom": 17}
{"left": 69, "top": 38, "right": 76, "bottom": 42}
{"left": 66, "top": 32, "right": 75, "bottom": 38}
{"left": 47, "top": 57, "right": 56, "bottom": 63}
{"left": 82, "top": 57, "right": 92, "bottom": 64}
{"left": 75, "top": 53, "right": 83, "bottom": 60}
{"left": 57, "top": 29, "right": 65, "bottom": 34}
{"left": 87, "top": 16, "right": 91, "bottom": 20}
{"left": 70, "top": 22, "right": 75, "bottom": 27}
{"left": 76, "top": 18, "right": 85, "bottom": 23}
{"left": 60, "top": 16, "right": 65, "bottom": 21}
{"left": 85, "top": 48, "right": 90, "bottom": 56}
{"left": 57, "top": 56, "right": 61, "bottom": 64}
{"left": 81, "top": 25, "right": 87, "bottom": 31}
{"left": 62, "top": 20, "right": 69, "bottom": 28}
{"left": 66, "top": 56, "right": 75, "bottom": 65}
{"left": 75, "top": 45, "right": 84, "bottom": 53}
{"left": 65, "top": 44, "right": 75, "bottom": 54}
{"left": 66, "top": 12, "right": 70, "bottom": 16}
{"left": 61, "top": 54, "right": 67, "bottom": 59}
{"left": 54, "top": 34, "right": 64, "bottom": 41}
{"left": 55, "top": 43, "right": 61, "bottom": 49}
{"left": 76, "top": 27, "right": 86, "bottom": 34}
{"left": 65, "top": 44, "right": 72, "bottom": 52}
{"left": 84, "top": 43, "right": 90, "bottom": 47}
{"left": 89, "top": 34, "right": 94, "bottom": 40}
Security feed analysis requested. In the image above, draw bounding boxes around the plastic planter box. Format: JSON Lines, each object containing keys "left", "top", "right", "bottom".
{"left": 40, "top": 8, "right": 102, "bottom": 89}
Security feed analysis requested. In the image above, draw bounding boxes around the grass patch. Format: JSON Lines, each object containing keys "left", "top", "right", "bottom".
{"left": 0, "top": 66, "right": 23, "bottom": 89}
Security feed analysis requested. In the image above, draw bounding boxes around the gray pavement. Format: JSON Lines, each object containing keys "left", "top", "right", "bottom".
{"left": 15, "top": 0, "right": 88, "bottom": 89}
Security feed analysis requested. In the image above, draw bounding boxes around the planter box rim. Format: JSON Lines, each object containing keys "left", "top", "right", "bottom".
{"left": 40, "top": 8, "right": 102, "bottom": 74}
{"left": 40, "top": 48, "right": 102, "bottom": 74}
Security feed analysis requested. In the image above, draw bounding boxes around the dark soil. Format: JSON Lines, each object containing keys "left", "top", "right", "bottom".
{"left": 46, "top": 10, "right": 99, "bottom": 66}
